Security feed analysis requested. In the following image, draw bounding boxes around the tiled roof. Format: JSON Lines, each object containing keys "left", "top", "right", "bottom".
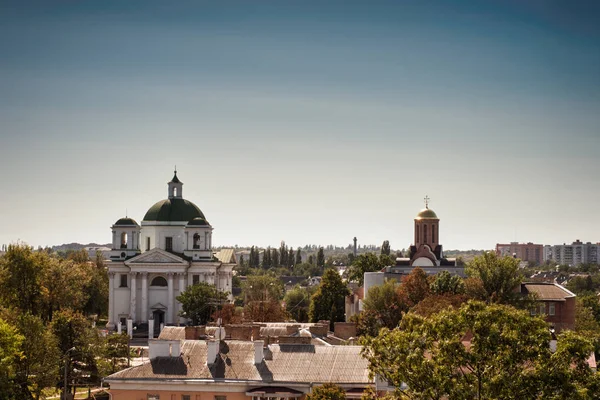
{"left": 106, "top": 341, "right": 371, "bottom": 384}
{"left": 521, "top": 283, "right": 576, "bottom": 301}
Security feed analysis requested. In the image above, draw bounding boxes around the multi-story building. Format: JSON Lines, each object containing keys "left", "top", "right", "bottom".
{"left": 496, "top": 242, "right": 544, "bottom": 265}
{"left": 543, "top": 240, "right": 600, "bottom": 266}
{"left": 520, "top": 282, "right": 576, "bottom": 332}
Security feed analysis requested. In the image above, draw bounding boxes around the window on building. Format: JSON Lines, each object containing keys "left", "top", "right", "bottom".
{"left": 432, "top": 225, "right": 436, "bottom": 243}
{"left": 147, "top": 395, "right": 160, "bottom": 400}
{"left": 193, "top": 274, "right": 200, "bottom": 285}
{"left": 549, "top": 302, "right": 555, "bottom": 316}
{"left": 165, "top": 237, "right": 173, "bottom": 252}
{"left": 146, "top": 237, "right": 151, "bottom": 251}
{"left": 193, "top": 233, "right": 200, "bottom": 249}
{"left": 423, "top": 225, "right": 428, "bottom": 244}
{"left": 215, "top": 396, "right": 227, "bottom": 400}
{"left": 120, "top": 274, "right": 128, "bottom": 288}
{"left": 530, "top": 307, "right": 536, "bottom": 316}
{"left": 151, "top": 276, "right": 168, "bottom": 287}
{"left": 181, "top": 396, "right": 191, "bottom": 400}
{"left": 539, "top": 303, "right": 546, "bottom": 315}
{"left": 121, "top": 232, "right": 128, "bottom": 249}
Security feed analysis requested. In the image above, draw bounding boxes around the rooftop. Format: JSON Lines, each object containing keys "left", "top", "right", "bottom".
{"left": 521, "top": 282, "right": 576, "bottom": 301}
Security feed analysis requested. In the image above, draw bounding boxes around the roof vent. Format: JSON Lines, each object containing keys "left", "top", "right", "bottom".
{"left": 207, "top": 340, "right": 219, "bottom": 365}
{"left": 254, "top": 340, "right": 264, "bottom": 364}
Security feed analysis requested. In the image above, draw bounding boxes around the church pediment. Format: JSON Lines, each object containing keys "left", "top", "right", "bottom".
{"left": 125, "top": 249, "right": 187, "bottom": 265}
{"left": 150, "top": 302, "right": 167, "bottom": 310}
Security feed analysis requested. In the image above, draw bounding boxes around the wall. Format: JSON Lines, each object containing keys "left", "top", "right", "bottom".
{"left": 109, "top": 389, "right": 252, "bottom": 400}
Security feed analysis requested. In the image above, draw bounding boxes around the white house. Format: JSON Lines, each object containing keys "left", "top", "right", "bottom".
{"left": 106, "top": 171, "right": 234, "bottom": 331}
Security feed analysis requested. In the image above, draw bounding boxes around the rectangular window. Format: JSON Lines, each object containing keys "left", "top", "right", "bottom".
{"left": 146, "top": 237, "right": 151, "bottom": 251}
{"left": 182, "top": 396, "right": 191, "bottom": 400}
{"left": 530, "top": 307, "right": 536, "bottom": 316}
{"left": 215, "top": 396, "right": 227, "bottom": 400}
{"left": 147, "top": 394, "right": 160, "bottom": 400}
{"left": 540, "top": 303, "right": 546, "bottom": 315}
{"left": 120, "top": 274, "right": 128, "bottom": 288}
{"left": 549, "top": 302, "right": 555, "bottom": 316}
{"left": 165, "top": 237, "right": 173, "bottom": 252}
{"left": 193, "top": 275, "right": 200, "bottom": 285}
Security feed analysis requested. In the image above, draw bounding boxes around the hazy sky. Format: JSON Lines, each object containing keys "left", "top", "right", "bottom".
{"left": 1, "top": 0, "right": 599, "bottom": 251}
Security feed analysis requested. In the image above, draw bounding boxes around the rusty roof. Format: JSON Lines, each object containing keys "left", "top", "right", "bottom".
{"left": 106, "top": 341, "right": 370, "bottom": 384}
{"left": 521, "top": 283, "right": 576, "bottom": 301}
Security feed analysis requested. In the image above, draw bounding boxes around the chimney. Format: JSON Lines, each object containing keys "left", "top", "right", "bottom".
{"left": 254, "top": 340, "right": 264, "bottom": 364}
{"left": 207, "top": 340, "right": 219, "bottom": 365}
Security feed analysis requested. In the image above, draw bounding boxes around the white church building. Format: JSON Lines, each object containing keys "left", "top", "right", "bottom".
{"left": 106, "top": 171, "right": 234, "bottom": 331}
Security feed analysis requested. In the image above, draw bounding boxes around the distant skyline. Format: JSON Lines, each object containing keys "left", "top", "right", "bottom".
{"left": 1, "top": 1, "right": 599, "bottom": 250}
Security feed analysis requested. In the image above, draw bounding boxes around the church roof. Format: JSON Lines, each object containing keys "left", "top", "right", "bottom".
{"left": 169, "top": 171, "right": 182, "bottom": 184}
{"left": 186, "top": 217, "right": 211, "bottom": 227}
{"left": 416, "top": 208, "right": 439, "bottom": 220}
{"left": 143, "top": 198, "right": 205, "bottom": 222}
{"left": 114, "top": 217, "right": 139, "bottom": 226}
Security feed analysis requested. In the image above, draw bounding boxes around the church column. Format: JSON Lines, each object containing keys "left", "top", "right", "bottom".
{"left": 107, "top": 272, "right": 115, "bottom": 329}
{"left": 129, "top": 272, "right": 137, "bottom": 322}
{"left": 141, "top": 272, "right": 148, "bottom": 323}
{"left": 178, "top": 273, "right": 185, "bottom": 324}
{"left": 167, "top": 272, "right": 174, "bottom": 324}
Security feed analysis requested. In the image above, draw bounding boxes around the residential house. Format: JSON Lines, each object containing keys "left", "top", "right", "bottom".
{"left": 520, "top": 282, "right": 576, "bottom": 332}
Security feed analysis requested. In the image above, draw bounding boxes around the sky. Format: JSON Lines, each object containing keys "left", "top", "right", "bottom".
{"left": 0, "top": 0, "right": 599, "bottom": 251}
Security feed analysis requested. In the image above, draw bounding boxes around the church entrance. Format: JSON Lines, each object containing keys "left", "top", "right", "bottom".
{"left": 152, "top": 310, "right": 165, "bottom": 334}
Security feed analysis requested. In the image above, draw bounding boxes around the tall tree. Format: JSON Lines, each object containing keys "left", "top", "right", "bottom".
{"left": 381, "top": 240, "right": 391, "bottom": 256}
{"left": 295, "top": 248, "right": 302, "bottom": 265}
{"left": 398, "top": 267, "right": 430, "bottom": 306}
{"left": 272, "top": 249, "right": 280, "bottom": 267}
{"left": 288, "top": 247, "right": 295, "bottom": 267}
{"left": 177, "top": 282, "right": 229, "bottom": 325}
{"left": 243, "top": 275, "right": 285, "bottom": 322}
{"left": 309, "top": 269, "right": 350, "bottom": 330}
{"left": 362, "top": 279, "right": 407, "bottom": 331}
{"left": 284, "top": 286, "right": 311, "bottom": 323}
{"left": 316, "top": 247, "right": 325, "bottom": 269}
{"left": 279, "top": 242, "right": 288, "bottom": 267}
{"left": 465, "top": 252, "right": 523, "bottom": 305}
{"left": 430, "top": 270, "right": 465, "bottom": 295}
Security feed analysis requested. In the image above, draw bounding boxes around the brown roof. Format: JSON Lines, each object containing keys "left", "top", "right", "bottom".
{"left": 521, "top": 283, "right": 576, "bottom": 301}
{"left": 106, "top": 341, "right": 370, "bottom": 384}
{"left": 158, "top": 326, "right": 186, "bottom": 341}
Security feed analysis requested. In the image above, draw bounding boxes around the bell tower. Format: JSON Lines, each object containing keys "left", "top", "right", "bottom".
{"left": 168, "top": 168, "right": 183, "bottom": 199}
{"left": 414, "top": 195, "right": 440, "bottom": 249}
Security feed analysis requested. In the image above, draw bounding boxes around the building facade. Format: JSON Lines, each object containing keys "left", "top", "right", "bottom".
{"left": 520, "top": 282, "right": 576, "bottom": 332}
{"left": 106, "top": 171, "right": 234, "bottom": 331}
{"left": 543, "top": 240, "right": 600, "bottom": 266}
{"left": 496, "top": 242, "right": 544, "bottom": 265}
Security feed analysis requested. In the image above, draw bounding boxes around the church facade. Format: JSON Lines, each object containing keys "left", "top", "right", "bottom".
{"left": 106, "top": 171, "right": 234, "bottom": 330}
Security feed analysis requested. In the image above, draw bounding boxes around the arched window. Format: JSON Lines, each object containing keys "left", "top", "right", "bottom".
{"left": 416, "top": 225, "right": 420, "bottom": 243}
{"left": 193, "top": 233, "right": 200, "bottom": 249}
{"left": 150, "top": 276, "right": 168, "bottom": 287}
{"left": 432, "top": 225, "right": 436, "bottom": 243}
{"left": 120, "top": 232, "right": 128, "bottom": 249}
{"left": 423, "top": 225, "right": 428, "bottom": 244}
{"left": 174, "top": 187, "right": 178, "bottom": 197}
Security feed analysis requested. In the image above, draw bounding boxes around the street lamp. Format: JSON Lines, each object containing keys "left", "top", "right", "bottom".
{"left": 63, "top": 347, "right": 76, "bottom": 400}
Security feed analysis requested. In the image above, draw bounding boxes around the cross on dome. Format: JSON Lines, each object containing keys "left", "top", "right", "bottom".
{"left": 424, "top": 195, "right": 431, "bottom": 209}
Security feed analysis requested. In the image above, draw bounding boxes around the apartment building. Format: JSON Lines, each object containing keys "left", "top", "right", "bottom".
{"left": 543, "top": 240, "right": 600, "bottom": 266}
{"left": 496, "top": 242, "right": 544, "bottom": 265}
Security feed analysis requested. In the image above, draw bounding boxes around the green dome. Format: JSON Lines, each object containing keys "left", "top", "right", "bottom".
{"left": 143, "top": 198, "right": 205, "bottom": 222}
{"left": 114, "top": 217, "right": 139, "bottom": 226}
{"left": 186, "top": 217, "right": 210, "bottom": 227}
{"left": 416, "top": 208, "right": 439, "bottom": 220}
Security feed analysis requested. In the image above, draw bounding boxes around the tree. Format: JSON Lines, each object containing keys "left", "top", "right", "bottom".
{"left": 308, "top": 255, "right": 314, "bottom": 265}
{"left": 361, "top": 301, "right": 600, "bottom": 400}
{"left": 306, "top": 383, "right": 346, "bottom": 400}
{"left": 177, "top": 282, "right": 229, "bottom": 325}
{"left": 398, "top": 267, "right": 430, "bottom": 306}
{"left": 243, "top": 275, "right": 286, "bottom": 322}
{"left": 0, "top": 244, "right": 45, "bottom": 316}
{"left": 284, "top": 286, "right": 312, "bottom": 323}
{"left": 97, "top": 333, "right": 129, "bottom": 376}
{"left": 288, "top": 247, "right": 295, "bottom": 267}
{"left": 317, "top": 247, "right": 325, "bottom": 269}
{"left": 381, "top": 240, "right": 391, "bottom": 256}
{"left": 295, "top": 248, "right": 302, "bottom": 265}
{"left": 42, "top": 258, "right": 92, "bottom": 321}
{"left": 465, "top": 252, "right": 522, "bottom": 305}
{"left": 430, "top": 270, "right": 465, "bottom": 295}
{"left": 0, "top": 318, "right": 23, "bottom": 397}
{"left": 346, "top": 253, "right": 382, "bottom": 285}
{"left": 309, "top": 268, "right": 350, "bottom": 330}
{"left": 362, "top": 279, "right": 407, "bottom": 331}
